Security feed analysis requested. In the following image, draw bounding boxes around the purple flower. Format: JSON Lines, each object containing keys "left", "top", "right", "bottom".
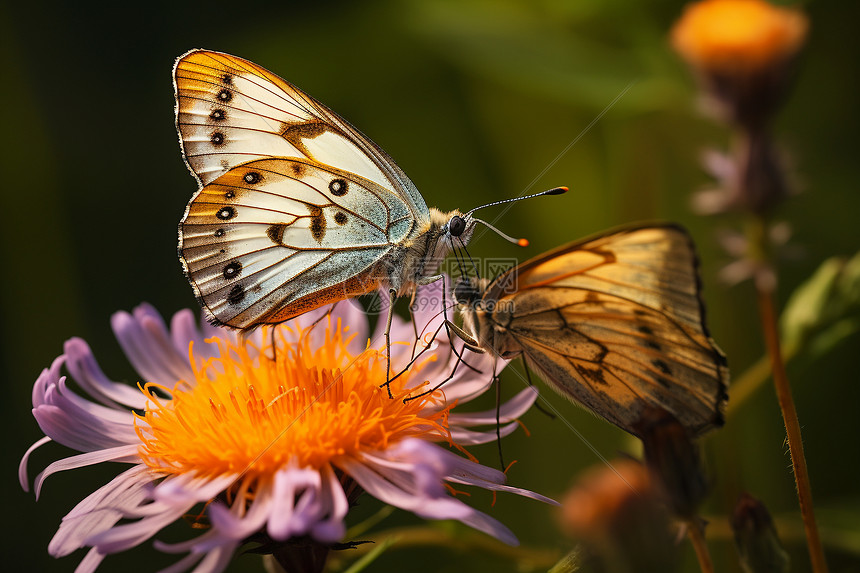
{"left": 20, "top": 280, "right": 554, "bottom": 572}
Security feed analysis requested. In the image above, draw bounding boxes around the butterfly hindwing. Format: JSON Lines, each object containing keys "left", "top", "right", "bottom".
{"left": 180, "top": 157, "right": 419, "bottom": 328}
{"left": 485, "top": 225, "right": 728, "bottom": 435}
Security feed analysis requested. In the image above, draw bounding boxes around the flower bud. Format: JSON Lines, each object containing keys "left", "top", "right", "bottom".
{"left": 731, "top": 493, "right": 790, "bottom": 573}
{"left": 560, "top": 459, "right": 679, "bottom": 571}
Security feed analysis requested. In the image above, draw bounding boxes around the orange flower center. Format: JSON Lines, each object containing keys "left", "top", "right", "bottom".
{"left": 136, "top": 320, "right": 451, "bottom": 483}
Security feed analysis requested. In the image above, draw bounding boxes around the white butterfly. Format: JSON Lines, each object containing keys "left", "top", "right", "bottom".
{"left": 174, "top": 50, "right": 485, "bottom": 346}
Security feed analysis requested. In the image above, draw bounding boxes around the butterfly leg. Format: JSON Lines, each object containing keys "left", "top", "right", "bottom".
{"left": 493, "top": 358, "right": 506, "bottom": 470}
{"left": 381, "top": 288, "right": 397, "bottom": 399}
{"left": 408, "top": 289, "right": 420, "bottom": 361}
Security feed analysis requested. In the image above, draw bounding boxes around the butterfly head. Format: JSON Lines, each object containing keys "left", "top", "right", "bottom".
{"left": 423, "top": 208, "right": 477, "bottom": 270}
{"left": 442, "top": 211, "right": 477, "bottom": 246}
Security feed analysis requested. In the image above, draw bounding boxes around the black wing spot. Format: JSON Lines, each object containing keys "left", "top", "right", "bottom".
{"left": 267, "top": 223, "right": 287, "bottom": 245}
{"left": 227, "top": 284, "right": 245, "bottom": 306}
{"left": 209, "top": 109, "right": 226, "bottom": 122}
{"left": 216, "top": 206, "right": 236, "bottom": 220}
{"left": 643, "top": 338, "right": 662, "bottom": 350}
{"left": 652, "top": 359, "right": 672, "bottom": 375}
{"left": 217, "top": 89, "right": 232, "bottom": 103}
{"left": 334, "top": 212, "right": 348, "bottom": 225}
{"left": 214, "top": 228, "right": 226, "bottom": 237}
{"left": 637, "top": 325, "right": 655, "bottom": 335}
{"left": 243, "top": 171, "right": 262, "bottom": 184}
{"left": 329, "top": 179, "right": 348, "bottom": 196}
{"left": 221, "top": 73, "right": 233, "bottom": 85}
{"left": 309, "top": 206, "right": 326, "bottom": 243}
{"left": 574, "top": 363, "right": 609, "bottom": 386}
{"left": 290, "top": 163, "right": 306, "bottom": 177}
{"left": 223, "top": 261, "right": 242, "bottom": 280}
{"left": 211, "top": 132, "right": 225, "bottom": 146}
{"left": 224, "top": 190, "right": 235, "bottom": 199}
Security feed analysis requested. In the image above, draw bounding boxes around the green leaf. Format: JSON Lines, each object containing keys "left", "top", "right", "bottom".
{"left": 547, "top": 547, "right": 584, "bottom": 573}
{"left": 781, "top": 250, "right": 860, "bottom": 359}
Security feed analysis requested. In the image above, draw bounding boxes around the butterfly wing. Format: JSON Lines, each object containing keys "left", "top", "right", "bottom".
{"left": 180, "top": 157, "right": 422, "bottom": 328}
{"left": 174, "top": 50, "right": 431, "bottom": 328}
{"left": 485, "top": 224, "right": 728, "bottom": 436}
{"left": 174, "top": 49, "right": 429, "bottom": 223}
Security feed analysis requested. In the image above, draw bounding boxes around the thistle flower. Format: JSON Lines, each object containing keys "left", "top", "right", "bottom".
{"left": 20, "top": 281, "right": 553, "bottom": 572}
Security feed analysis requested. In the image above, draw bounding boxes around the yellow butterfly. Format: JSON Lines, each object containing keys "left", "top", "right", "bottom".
{"left": 453, "top": 224, "right": 729, "bottom": 436}
{"left": 173, "top": 49, "right": 562, "bottom": 362}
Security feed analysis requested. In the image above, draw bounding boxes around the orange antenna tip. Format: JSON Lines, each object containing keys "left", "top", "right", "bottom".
{"left": 517, "top": 238, "right": 530, "bottom": 247}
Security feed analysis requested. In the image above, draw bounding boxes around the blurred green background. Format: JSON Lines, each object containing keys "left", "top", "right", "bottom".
{"left": 3, "top": 0, "right": 858, "bottom": 571}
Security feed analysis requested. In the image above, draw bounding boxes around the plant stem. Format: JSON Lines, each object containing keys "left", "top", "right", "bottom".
{"left": 687, "top": 519, "right": 715, "bottom": 573}
{"left": 756, "top": 283, "right": 828, "bottom": 573}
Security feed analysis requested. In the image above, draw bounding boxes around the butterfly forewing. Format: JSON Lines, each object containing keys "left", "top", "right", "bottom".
{"left": 485, "top": 225, "right": 728, "bottom": 435}
{"left": 174, "top": 50, "right": 429, "bottom": 224}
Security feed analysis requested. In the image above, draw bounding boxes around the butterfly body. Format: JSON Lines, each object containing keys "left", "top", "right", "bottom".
{"left": 174, "top": 50, "right": 477, "bottom": 329}
{"left": 454, "top": 224, "right": 729, "bottom": 437}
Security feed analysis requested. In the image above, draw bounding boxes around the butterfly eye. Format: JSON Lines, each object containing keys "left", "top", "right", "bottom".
{"left": 448, "top": 215, "right": 467, "bottom": 237}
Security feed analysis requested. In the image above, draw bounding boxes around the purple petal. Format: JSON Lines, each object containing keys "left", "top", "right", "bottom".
{"left": 64, "top": 338, "right": 149, "bottom": 409}
{"left": 33, "top": 355, "right": 66, "bottom": 408}
{"left": 34, "top": 445, "right": 141, "bottom": 499}
{"left": 169, "top": 309, "right": 225, "bottom": 365}
{"left": 340, "top": 456, "right": 470, "bottom": 521}
{"left": 309, "top": 465, "right": 348, "bottom": 542}
{"left": 19, "top": 436, "right": 51, "bottom": 491}
{"left": 267, "top": 466, "right": 321, "bottom": 540}
{"left": 76, "top": 547, "right": 107, "bottom": 573}
{"left": 448, "top": 421, "right": 520, "bottom": 445}
{"left": 330, "top": 299, "right": 370, "bottom": 355}
{"left": 448, "top": 387, "right": 538, "bottom": 426}
{"left": 208, "top": 487, "right": 271, "bottom": 541}
{"left": 49, "top": 466, "right": 153, "bottom": 556}
{"left": 458, "top": 508, "right": 519, "bottom": 546}
{"left": 111, "top": 307, "right": 193, "bottom": 386}
{"left": 87, "top": 508, "right": 187, "bottom": 554}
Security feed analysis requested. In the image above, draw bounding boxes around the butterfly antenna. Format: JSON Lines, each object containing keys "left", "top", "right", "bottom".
{"left": 471, "top": 217, "right": 530, "bottom": 248}
{"left": 466, "top": 187, "right": 567, "bottom": 217}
